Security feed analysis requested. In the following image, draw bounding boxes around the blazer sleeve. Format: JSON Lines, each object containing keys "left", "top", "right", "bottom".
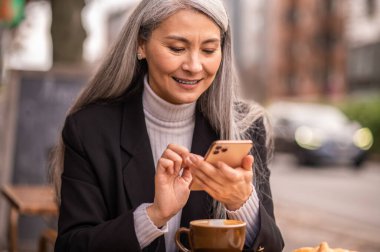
{"left": 55, "top": 115, "right": 142, "bottom": 252}
{"left": 245, "top": 117, "right": 284, "bottom": 252}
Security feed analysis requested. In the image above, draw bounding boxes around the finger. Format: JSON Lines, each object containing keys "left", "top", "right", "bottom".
{"left": 192, "top": 162, "right": 224, "bottom": 188}
{"left": 162, "top": 149, "right": 183, "bottom": 174}
{"left": 184, "top": 154, "right": 202, "bottom": 168}
{"left": 194, "top": 177, "right": 221, "bottom": 200}
{"left": 193, "top": 172, "right": 222, "bottom": 191}
{"left": 241, "top": 155, "right": 254, "bottom": 171}
{"left": 185, "top": 155, "right": 225, "bottom": 188}
{"left": 167, "top": 144, "right": 190, "bottom": 159}
{"left": 216, "top": 161, "right": 243, "bottom": 182}
{"left": 157, "top": 158, "right": 174, "bottom": 175}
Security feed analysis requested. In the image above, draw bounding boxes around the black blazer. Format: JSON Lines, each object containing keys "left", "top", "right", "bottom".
{"left": 55, "top": 83, "right": 284, "bottom": 252}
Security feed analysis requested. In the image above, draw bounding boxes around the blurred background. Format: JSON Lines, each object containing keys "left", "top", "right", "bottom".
{"left": 0, "top": 0, "right": 379, "bottom": 251}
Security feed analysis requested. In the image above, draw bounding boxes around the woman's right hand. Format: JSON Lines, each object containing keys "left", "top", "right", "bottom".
{"left": 147, "top": 144, "right": 192, "bottom": 228}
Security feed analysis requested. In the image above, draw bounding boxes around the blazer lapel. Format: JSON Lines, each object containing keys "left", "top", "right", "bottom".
{"left": 180, "top": 107, "right": 219, "bottom": 228}
{"left": 120, "top": 88, "right": 156, "bottom": 209}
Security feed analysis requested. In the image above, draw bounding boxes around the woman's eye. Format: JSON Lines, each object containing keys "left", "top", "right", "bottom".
{"left": 169, "top": 47, "right": 185, "bottom": 53}
{"left": 203, "top": 49, "right": 216, "bottom": 54}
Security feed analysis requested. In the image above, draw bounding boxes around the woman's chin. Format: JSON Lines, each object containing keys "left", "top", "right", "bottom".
{"left": 169, "top": 95, "right": 199, "bottom": 105}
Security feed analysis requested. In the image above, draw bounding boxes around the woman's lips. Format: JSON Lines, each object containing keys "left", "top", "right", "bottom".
{"left": 172, "top": 77, "right": 202, "bottom": 85}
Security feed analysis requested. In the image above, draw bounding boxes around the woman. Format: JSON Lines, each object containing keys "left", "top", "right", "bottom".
{"left": 52, "top": 0, "right": 284, "bottom": 251}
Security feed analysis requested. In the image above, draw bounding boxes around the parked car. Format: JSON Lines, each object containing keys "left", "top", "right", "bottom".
{"left": 267, "top": 101, "right": 373, "bottom": 167}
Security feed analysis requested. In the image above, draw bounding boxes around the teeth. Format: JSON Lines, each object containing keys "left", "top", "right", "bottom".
{"left": 174, "top": 77, "right": 199, "bottom": 85}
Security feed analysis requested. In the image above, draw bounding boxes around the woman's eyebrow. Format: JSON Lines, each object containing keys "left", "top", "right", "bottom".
{"left": 164, "top": 35, "right": 220, "bottom": 44}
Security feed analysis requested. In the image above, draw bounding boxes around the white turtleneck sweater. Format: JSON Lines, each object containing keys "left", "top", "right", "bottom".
{"left": 133, "top": 76, "right": 260, "bottom": 251}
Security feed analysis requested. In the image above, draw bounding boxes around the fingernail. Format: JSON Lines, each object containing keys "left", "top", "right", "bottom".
{"left": 184, "top": 156, "right": 192, "bottom": 165}
{"left": 189, "top": 155, "right": 198, "bottom": 164}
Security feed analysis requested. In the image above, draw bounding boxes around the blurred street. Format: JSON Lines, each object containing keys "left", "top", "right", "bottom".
{"left": 271, "top": 153, "right": 380, "bottom": 252}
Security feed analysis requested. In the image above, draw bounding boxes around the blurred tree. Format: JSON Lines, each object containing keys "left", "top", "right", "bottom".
{"left": 50, "top": 0, "right": 86, "bottom": 64}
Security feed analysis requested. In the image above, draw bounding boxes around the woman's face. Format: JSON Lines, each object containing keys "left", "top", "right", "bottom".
{"left": 138, "top": 9, "right": 222, "bottom": 104}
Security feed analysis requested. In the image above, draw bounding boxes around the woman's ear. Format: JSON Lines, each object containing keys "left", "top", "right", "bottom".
{"left": 137, "top": 38, "right": 147, "bottom": 59}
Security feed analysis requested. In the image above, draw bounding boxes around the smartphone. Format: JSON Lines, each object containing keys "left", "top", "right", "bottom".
{"left": 204, "top": 140, "right": 253, "bottom": 167}
{"left": 190, "top": 140, "right": 253, "bottom": 191}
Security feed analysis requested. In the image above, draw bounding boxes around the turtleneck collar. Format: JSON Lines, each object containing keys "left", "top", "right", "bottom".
{"left": 142, "top": 75, "right": 196, "bottom": 122}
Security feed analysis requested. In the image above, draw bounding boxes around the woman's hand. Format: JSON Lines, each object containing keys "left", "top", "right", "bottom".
{"left": 186, "top": 154, "right": 254, "bottom": 211}
{"left": 147, "top": 144, "right": 192, "bottom": 227}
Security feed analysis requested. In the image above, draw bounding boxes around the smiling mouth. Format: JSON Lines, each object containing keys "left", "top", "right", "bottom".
{"left": 173, "top": 77, "right": 202, "bottom": 85}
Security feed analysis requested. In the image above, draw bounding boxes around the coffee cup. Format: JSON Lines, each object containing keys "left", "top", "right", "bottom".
{"left": 175, "top": 219, "right": 246, "bottom": 252}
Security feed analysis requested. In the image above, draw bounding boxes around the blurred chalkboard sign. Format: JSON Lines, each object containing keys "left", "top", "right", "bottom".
{"left": 12, "top": 70, "right": 87, "bottom": 184}
{"left": 9, "top": 70, "right": 87, "bottom": 244}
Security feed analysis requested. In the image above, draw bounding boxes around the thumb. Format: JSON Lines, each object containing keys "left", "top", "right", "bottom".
{"left": 181, "top": 167, "right": 193, "bottom": 184}
{"left": 241, "top": 155, "right": 254, "bottom": 171}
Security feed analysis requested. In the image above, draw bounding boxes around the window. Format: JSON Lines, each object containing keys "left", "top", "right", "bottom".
{"left": 366, "top": 0, "right": 376, "bottom": 17}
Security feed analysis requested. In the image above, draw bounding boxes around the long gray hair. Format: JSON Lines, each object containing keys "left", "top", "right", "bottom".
{"left": 51, "top": 0, "right": 272, "bottom": 218}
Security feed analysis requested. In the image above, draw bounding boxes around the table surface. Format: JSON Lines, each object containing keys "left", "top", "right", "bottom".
{"left": 1, "top": 185, "right": 58, "bottom": 215}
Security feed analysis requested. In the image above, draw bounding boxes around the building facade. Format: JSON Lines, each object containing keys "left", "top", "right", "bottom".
{"left": 264, "top": 0, "right": 347, "bottom": 101}
{"left": 346, "top": 0, "right": 380, "bottom": 92}
{"left": 222, "top": 0, "right": 348, "bottom": 102}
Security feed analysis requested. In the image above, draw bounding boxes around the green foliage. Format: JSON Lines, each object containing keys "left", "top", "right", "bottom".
{"left": 339, "top": 95, "right": 380, "bottom": 154}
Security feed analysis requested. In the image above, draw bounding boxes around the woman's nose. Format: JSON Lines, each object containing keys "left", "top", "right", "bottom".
{"left": 182, "top": 53, "right": 203, "bottom": 73}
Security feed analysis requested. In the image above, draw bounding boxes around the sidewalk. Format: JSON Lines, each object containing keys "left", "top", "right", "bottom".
{"left": 275, "top": 200, "right": 380, "bottom": 252}
{"left": 270, "top": 153, "right": 380, "bottom": 252}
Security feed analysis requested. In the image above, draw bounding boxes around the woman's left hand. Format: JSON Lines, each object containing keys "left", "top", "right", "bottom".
{"left": 185, "top": 154, "right": 254, "bottom": 211}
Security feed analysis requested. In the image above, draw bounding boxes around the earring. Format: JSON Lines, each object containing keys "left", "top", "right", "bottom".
{"left": 137, "top": 53, "right": 143, "bottom": 60}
